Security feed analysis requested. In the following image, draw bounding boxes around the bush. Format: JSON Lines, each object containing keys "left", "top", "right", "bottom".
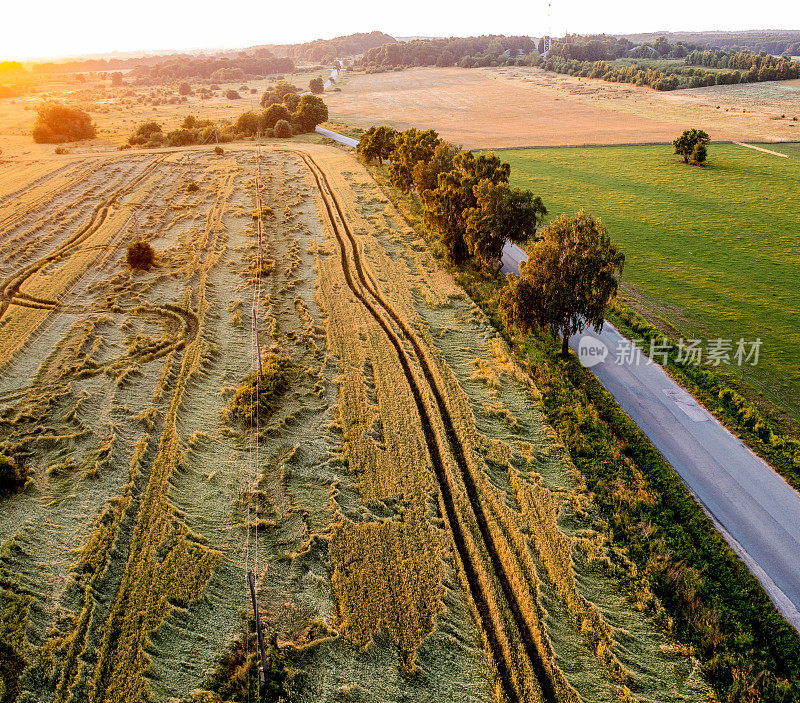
{"left": 0, "top": 453, "right": 25, "bottom": 494}
{"left": 165, "top": 128, "right": 196, "bottom": 147}
{"left": 309, "top": 77, "right": 325, "bottom": 94}
{"left": 227, "top": 355, "right": 290, "bottom": 424}
{"left": 234, "top": 111, "right": 261, "bottom": 136}
{"left": 128, "top": 121, "right": 162, "bottom": 146}
{"left": 691, "top": 142, "right": 708, "bottom": 165}
{"left": 225, "top": 90, "right": 241, "bottom": 100}
{"left": 273, "top": 119, "right": 292, "bottom": 138}
{"left": 32, "top": 104, "right": 96, "bottom": 143}
{"left": 126, "top": 240, "right": 155, "bottom": 270}
{"left": 214, "top": 146, "right": 224, "bottom": 155}
{"left": 187, "top": 181, "right": 200, "bottom": 192}
{"left": 54, "top": 146, "right": 68, "bottom": 155}
{"left": 178, "top": 82, "right": 192, "bottom": 95}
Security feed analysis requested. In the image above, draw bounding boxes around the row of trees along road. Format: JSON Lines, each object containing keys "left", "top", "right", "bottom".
{"left": 358, "top": 125, "right": 625, "bottom": 356}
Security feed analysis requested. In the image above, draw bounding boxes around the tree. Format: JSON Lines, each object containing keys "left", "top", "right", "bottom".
{"left": 673, "top": 129, "right": 710, "bottom": 163}
{"left": 499, "top": 210, "right": 624, "bottom": 357}
{"left": 293, "top": 94, "right": 328, "bottom": 133}
{"left": 225, "top": 89, "right": 241, "bottom": 100}
{"left": 309, "top": 77, "right": 325, "bottom": 94}
{"left": 262, "top": 103, "right": 292, "bottom": 129}
{"left": 32, "top": 104, "right": 96, "bottom": 143}
{"left": 178, "top": 81, "right": 192, "bottom": 95}
{"left": 357, "top": 125, "right": 397, "bottom": 163}
{"left": 464, "top": 180, "right": 546, "bottom": 274}
{"left": 235, "top": 111, "right": 260, "bottom": 135}
{"left": 274, "top": 119, "right": 292, "bottom": 138}
{"left": 411, "top": 141, "right": 461, "bottom": 193}
{"left": 421, "top": 151, "right": 509, "bottom": 265}
{"left": 111, "top": 72, "right": 123, "bottom": 87}
{"left": 388, "top": 128, "right": 443, "bottom": 192}
{"left": 282, "top": 92, "right": 301, "bottom": 111}
{"left": 261, "top": 80, "right": 298, "bottom": 107}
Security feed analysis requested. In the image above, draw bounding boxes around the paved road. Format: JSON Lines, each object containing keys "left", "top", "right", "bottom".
{"left": 315, "top": 125, "right": 359, "bottom": 148}
{"left": 501, "top": 242, "right": 800, "bottom": 630}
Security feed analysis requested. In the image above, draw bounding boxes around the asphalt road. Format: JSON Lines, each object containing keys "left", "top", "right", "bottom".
{"left": 501, "top": 241, "right": 800, "bottom": 630}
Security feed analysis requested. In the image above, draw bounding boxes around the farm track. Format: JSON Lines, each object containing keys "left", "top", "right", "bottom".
{"left": 0, "top": 155, "right": 164, "bottom": 331}
{"left": 293, "top": 149, "right": 558, "bottom": 703}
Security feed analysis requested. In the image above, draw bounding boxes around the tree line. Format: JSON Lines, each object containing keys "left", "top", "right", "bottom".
{"left": 271, "top": 31, "right": 395, "bottom": 62}
{"left": 358, "top": 125, "right": 624, "bottom": 356}
{"left": 129, "top": 51, "right": 294, "bottom": 82}
{"left": 360, "top": 35, "right": 537, "bottom": 70}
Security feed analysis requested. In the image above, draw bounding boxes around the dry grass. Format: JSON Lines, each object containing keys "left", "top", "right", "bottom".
{"left": 323, "top": 66, "right": 800, "bottom": 148}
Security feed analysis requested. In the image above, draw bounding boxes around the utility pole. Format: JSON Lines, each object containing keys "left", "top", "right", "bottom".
{"left": 247, "top": 571, "right": 269, "bottom": 683}
{"left": 252, "top": 308, "right": 263, "bottom": 380}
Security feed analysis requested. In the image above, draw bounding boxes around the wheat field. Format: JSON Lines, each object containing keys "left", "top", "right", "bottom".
{"left": 0, "top": 142, "right": 708, "bottom": 703}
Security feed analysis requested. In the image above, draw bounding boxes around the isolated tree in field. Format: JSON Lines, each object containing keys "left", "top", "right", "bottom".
{"left": 499, "top": 210, "right": 624, "bottom": 357}
{"left": 127, "top": 240, "right": 155, "bottom": 270}
{"left": 273, "top": 119, "right": 292, "bottom": 138}
{"left": 309, "top": 77, "right": 325, "bottom": 93}
{"left": 293, "top": 94, "right": 328, "bottom": 133}
{"left": 422, "top": 151, "right": 510, "bottom": 264}
{"left": 465, "top": 180, "right": 546, "bottom": 273}
{"left": 282, "top": 92, "right": 301, "bottom": 111}
{"left": 673, "top": 129, "right": 710, "bottom": 163}
{"left": 357, "top": 125, "right": 398, "bottom": 163}
{"left": 32, "top": 104, "right": 96, "bottom": 143}
{"left": 225, "top": 89, "right": 241, "bottom": 100}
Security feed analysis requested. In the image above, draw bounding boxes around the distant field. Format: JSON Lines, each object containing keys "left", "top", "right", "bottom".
{"left": 503, "top": 143, "right": 800, "bottom": 418}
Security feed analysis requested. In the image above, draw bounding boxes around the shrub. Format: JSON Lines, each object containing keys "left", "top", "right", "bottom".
{"left": 178, "top": 82, "right": 192, "bottom": 95}
{"left": 187, "top": 181, "right": 200, "bottom": 192}
{"left": 54, "top": 146, "right": 68, "bottom": 155}
{"left": 182, "top": 114, "right": 198, "bottom": 129}
{"left": 165, "top": 128, "right": 197, "bottom": 147}
{"left": 214, "top": 145, "right": 224, "bottom": 155}
{"left": 225, "top": 90, "right": 241, "bottom": 100}
{"left": 128, "top": 121, "right": 162, "bottom": 146}
{"left": 273, "top": 119, "right": 292, "bottom": 138}
{"left": 126, "top": 240, "right": 155, "bottom": 270}
{"left": 32, "top": 103, "right": 96, "bottom": 143}
{"left": 227, "top": 355, "right": 290, "bottom": 424}
{"left": 0, "top": 453, "right": 25, "bottom": 494}
{"left": 309, "top": 77, "right": 325, "bottom": 94}
{"left": 691, "top": 142, "right": 708, "bottom": 165}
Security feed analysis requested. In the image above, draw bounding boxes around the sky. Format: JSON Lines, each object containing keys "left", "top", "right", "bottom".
{"left": 6, "top": 0, "right": 800, "bottom": 61}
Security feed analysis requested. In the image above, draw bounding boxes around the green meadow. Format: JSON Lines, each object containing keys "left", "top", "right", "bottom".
{"left": 502, "top": 143, "right": 800, "bottom": 421}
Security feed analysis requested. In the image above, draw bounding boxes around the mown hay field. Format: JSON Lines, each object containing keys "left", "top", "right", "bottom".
{"left": 1, "top": 141, "right": 708, "bottom": 703}
{"left": 502, "top": 142, "right": 800, "bottom": 422}
{"left": 322, "top": 66, "right": 800, "bottom": 148}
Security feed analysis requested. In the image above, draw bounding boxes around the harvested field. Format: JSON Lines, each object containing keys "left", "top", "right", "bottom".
{"left": 0, "top": 142, "right": 707, "bottom": 702}
{"left": 323, "top": 67, "right": 800, "bottom": 148}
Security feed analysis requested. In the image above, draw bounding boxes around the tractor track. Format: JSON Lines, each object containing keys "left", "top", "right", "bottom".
{"left": 0, "top": 156, "right": 165, "bottom": 322}
{"left": 294, "top": 149, "right": 558, "bottom": 703}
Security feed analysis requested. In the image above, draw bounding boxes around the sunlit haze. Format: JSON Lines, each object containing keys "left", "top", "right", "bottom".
{"left": 7, "top": 0, "right": 800, "bottom": 60}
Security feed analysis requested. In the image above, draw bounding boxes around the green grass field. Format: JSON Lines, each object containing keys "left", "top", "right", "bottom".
{"left": 502, "top": 143, "right": 800, "bottom": 422}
